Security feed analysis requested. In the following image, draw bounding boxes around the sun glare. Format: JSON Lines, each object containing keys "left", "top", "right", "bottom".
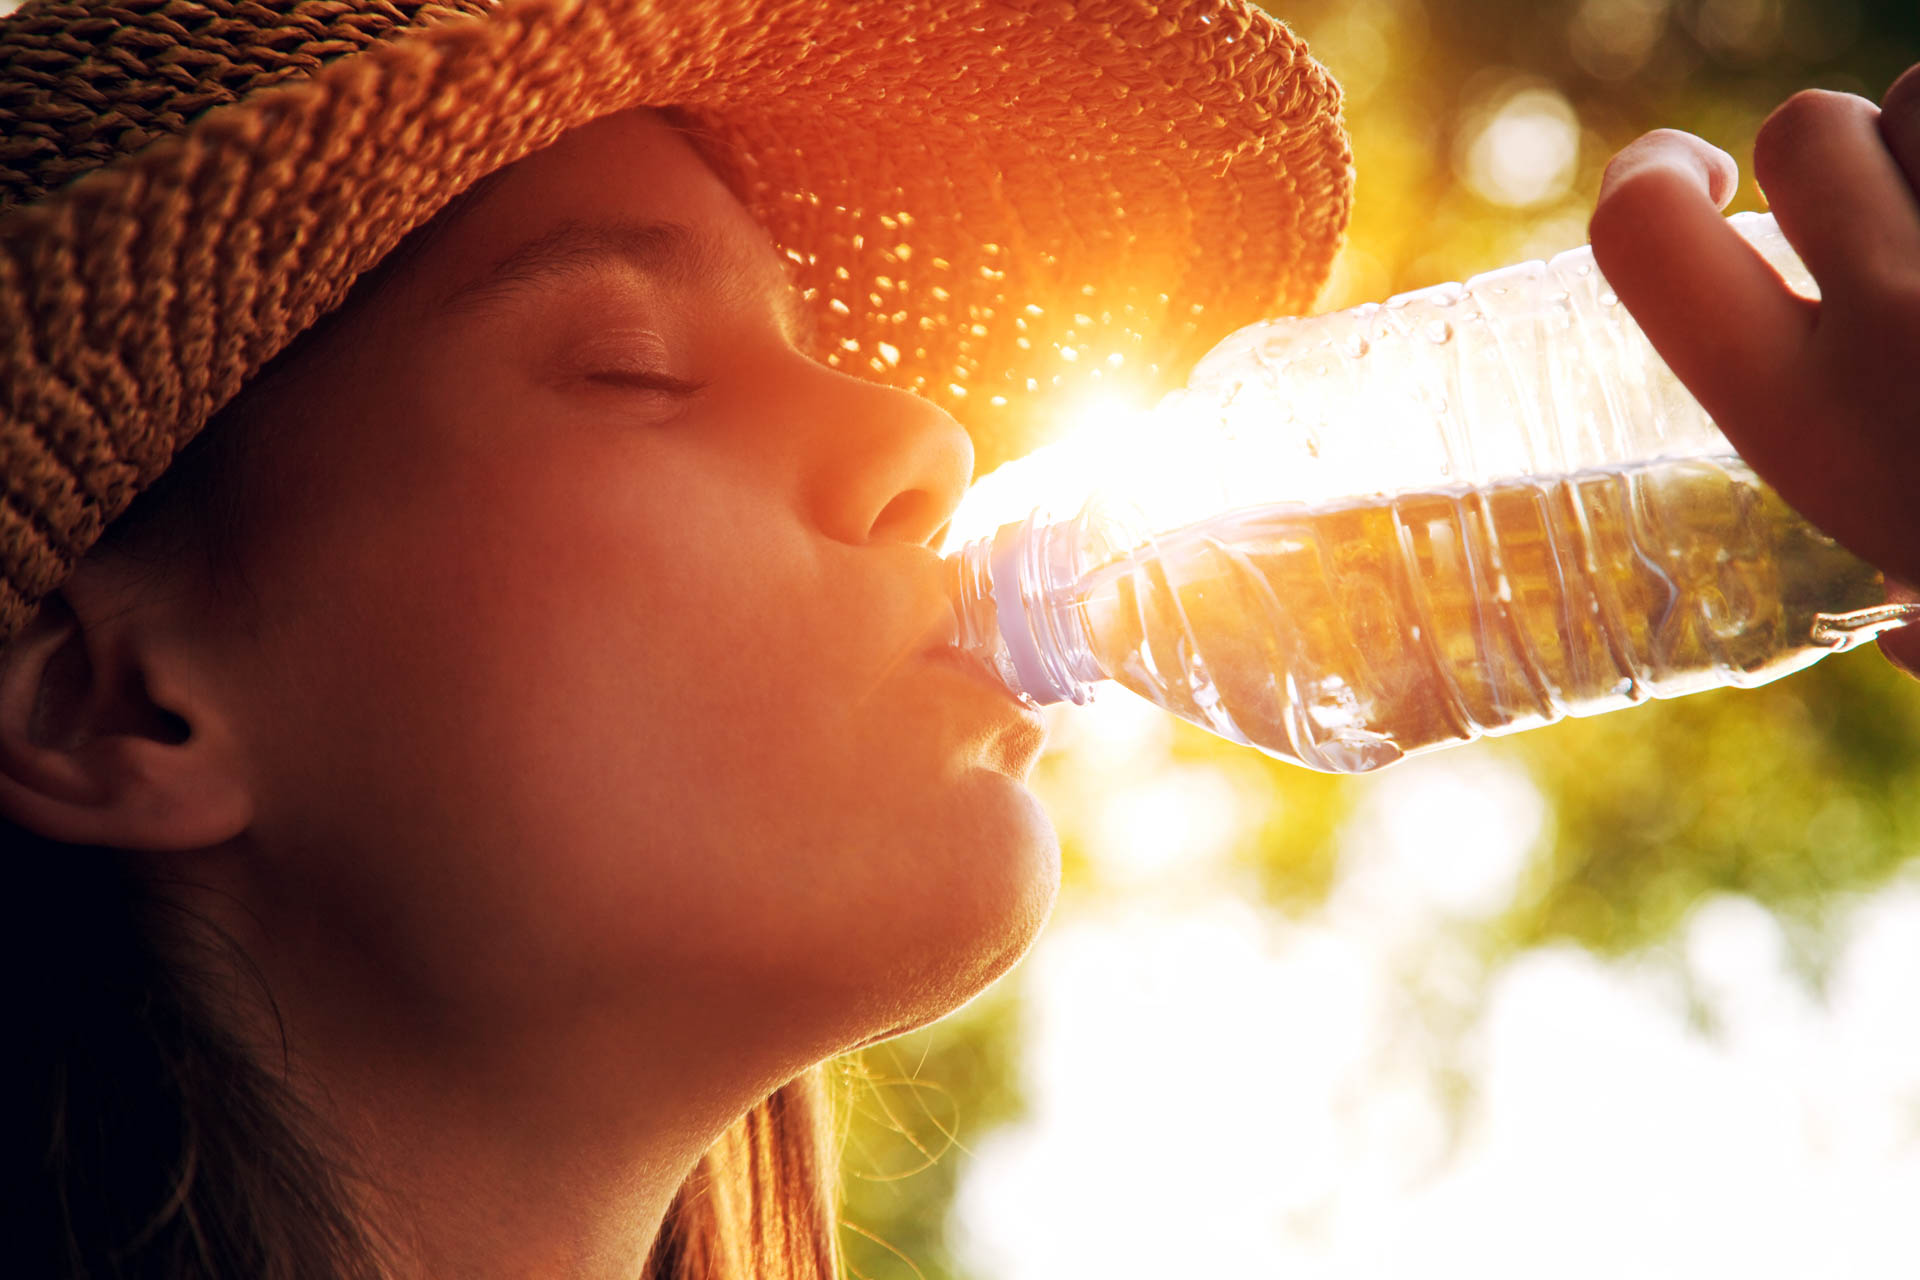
{"left": 945, "top": 391, "right": 1172, "bottom": 551}
{"left": 948, "top": 291, "right": 1569, "bottom": 560}
{"left": 946, "top": 376, "right": 1342, "bottom": 555}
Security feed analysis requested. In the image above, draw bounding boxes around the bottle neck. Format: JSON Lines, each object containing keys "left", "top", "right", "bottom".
{"left": 949, "top": 509, "right": 1109, "bottom": 707}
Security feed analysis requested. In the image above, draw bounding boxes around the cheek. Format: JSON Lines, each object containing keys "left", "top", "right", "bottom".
{"left": 278, "top": 440, "right": 841, "bottom": 822}
{"left": 231, "top": 424, "right": 1055, "bottom": 1053}
{"left": 240, "top": 451, "right": 880, "bottom": 916}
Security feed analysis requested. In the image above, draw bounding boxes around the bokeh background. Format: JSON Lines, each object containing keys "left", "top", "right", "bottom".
{"left": 841, "top": 2, "right": 1920, "bottom": 1277}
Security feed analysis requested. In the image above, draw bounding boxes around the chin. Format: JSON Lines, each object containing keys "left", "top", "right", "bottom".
{"left": 851, "top": 768, "right": 1061, "bottom": 1046}
{"left": 729, "top": 756, "right": 1060, "bottom": 1067}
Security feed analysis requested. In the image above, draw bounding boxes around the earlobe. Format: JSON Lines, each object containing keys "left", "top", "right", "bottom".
{"left": 0, "top": 589, "right": 252, "bottom": 853}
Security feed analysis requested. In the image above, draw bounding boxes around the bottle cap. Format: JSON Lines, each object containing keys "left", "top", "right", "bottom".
{"left": 989, "top": 515, "right": 1079, "bottom": 705}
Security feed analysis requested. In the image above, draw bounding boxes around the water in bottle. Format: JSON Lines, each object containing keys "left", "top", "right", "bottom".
{"left": 947, "top": 213, "right": 1916, "bottom": 774}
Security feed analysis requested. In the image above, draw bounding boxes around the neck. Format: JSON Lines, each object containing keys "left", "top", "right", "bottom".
{"left": 154, "top": 857, "right": 818, "bottom": 1280}
{"left": 324, "top": 1051, "right": 703, "bottom": 1279}
{"left": 277, "top": 986, "right": 818, "bottom": 1280}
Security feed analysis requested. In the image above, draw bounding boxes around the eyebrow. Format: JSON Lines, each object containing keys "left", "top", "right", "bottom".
{"left": 437, "top": 217, "right": 818, "bottom": 352}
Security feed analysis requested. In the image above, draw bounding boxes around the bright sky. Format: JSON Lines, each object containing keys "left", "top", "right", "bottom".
{"left": 947, "top": 695, "right": 1920, "bottom": 1280}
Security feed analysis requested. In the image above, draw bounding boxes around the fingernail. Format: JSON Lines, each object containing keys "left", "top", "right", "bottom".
{"left": 1599, "top": 130, "right": 1739, "bottom": 208}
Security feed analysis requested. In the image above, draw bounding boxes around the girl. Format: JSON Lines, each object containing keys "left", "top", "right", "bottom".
{"left": 0, "top": 4, "right": 1349, "bottom": 1274}
{"left": 2, "top": 1, "right": 1916, "bottom": 1276}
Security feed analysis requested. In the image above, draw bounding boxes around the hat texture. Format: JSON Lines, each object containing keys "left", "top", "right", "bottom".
{"left": 0, "top": 0, "right": 1352, "bottom": 644}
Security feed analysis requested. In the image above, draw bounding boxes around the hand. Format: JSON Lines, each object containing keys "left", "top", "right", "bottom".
{"left": 1589, "top": 64, "right": 1920, "bottom": 677}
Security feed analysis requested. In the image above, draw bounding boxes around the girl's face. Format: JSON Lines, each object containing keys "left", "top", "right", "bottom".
{"left": 194, "top": 111, "right": 1057, "bottom": 1090}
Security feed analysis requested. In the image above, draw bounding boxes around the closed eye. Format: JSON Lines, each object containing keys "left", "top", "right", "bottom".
{"left": 588, "top": 371, "right": 707, "bottom": 395}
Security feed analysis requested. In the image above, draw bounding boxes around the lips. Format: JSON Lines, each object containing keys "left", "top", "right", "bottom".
{"left": 922, "top": 641, "right": 1015, "bottom": 697}
{"left": 917, "top": 601, "right": 980, "bottom": 675}
{"left": 924, "top": 596, "right": 962, "bottom": 651}
{"left": 919, "top": 599, "right": 993, "bottom": 680}
{"left": 904, "top": 570, "right": 1038, "bottom": 716}
{"left": 921, "top": 636, "right": 1038, "bottom": 716}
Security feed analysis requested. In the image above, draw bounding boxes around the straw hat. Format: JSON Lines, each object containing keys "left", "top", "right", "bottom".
{"left": 0, "top": 0, "right": 1351, "bottom": 645}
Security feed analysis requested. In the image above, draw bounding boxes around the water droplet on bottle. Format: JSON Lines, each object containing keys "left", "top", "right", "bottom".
{"left": 1599, "top": 290, "right": 1619, "bottom": 307}
{"left": 1425, "top": 319, "right": 1454, "bottom": 344}
{"left": 1320, "top": 731, "right": 1404, "bottom": 773}
{"left": 1342, "top": 333, "right": 1371, "bottom": 359}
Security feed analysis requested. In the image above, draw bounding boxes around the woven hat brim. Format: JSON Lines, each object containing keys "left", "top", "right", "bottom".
{"left": 0, "top": 0, "right": 1351, "bottom": 643}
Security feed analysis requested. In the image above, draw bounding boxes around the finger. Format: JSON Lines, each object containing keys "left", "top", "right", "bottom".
{"left": 1754, "top": 89, "right": 1920, "bottom": 300}
{"left": 1881, "top": 63, "right": 1920, "bottom": 201}
{"left": 1599, "top": 127, "right": 1744, "bottom": 210}
{"left": 1590, "top": 130, "right": 1813, "bottom": 438}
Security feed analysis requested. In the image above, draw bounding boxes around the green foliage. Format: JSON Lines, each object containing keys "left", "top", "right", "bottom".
{"left": 1492, "top": 649, "right": 1920, "bottom": 966}
{"left": 1270, "top": 0, "right": 1920, "bottom": 305}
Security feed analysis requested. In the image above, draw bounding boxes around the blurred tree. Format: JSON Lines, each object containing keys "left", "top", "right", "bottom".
{"left": 1491, "top": 651, "right": 1920, "bottom": 976}
{"left": 1280, "top": 0, "right": 1920, "bottom": 306}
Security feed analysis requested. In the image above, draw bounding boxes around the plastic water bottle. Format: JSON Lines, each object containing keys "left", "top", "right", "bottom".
{"left": 947, "top": 212, "right": 1917, "bottom": 774}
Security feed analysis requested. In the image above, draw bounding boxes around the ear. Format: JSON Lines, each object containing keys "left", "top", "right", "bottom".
{"left": 0, "top": 567, "right": 252, "bottom": 852}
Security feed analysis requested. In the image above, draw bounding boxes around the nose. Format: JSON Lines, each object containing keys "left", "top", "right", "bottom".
{"left": 798, "top": 363, "right": 975, "bottom": 548}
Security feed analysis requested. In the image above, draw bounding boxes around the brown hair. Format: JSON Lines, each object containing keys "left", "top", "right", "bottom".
{"left": 645, "top": 1071, "right": 844, "bottom": 1280}
{"left": 6, "top": 830, "right": 382, "bottom": 1279}
{"left": 6, "top": 176, "right": 847, "bottom": 1280}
